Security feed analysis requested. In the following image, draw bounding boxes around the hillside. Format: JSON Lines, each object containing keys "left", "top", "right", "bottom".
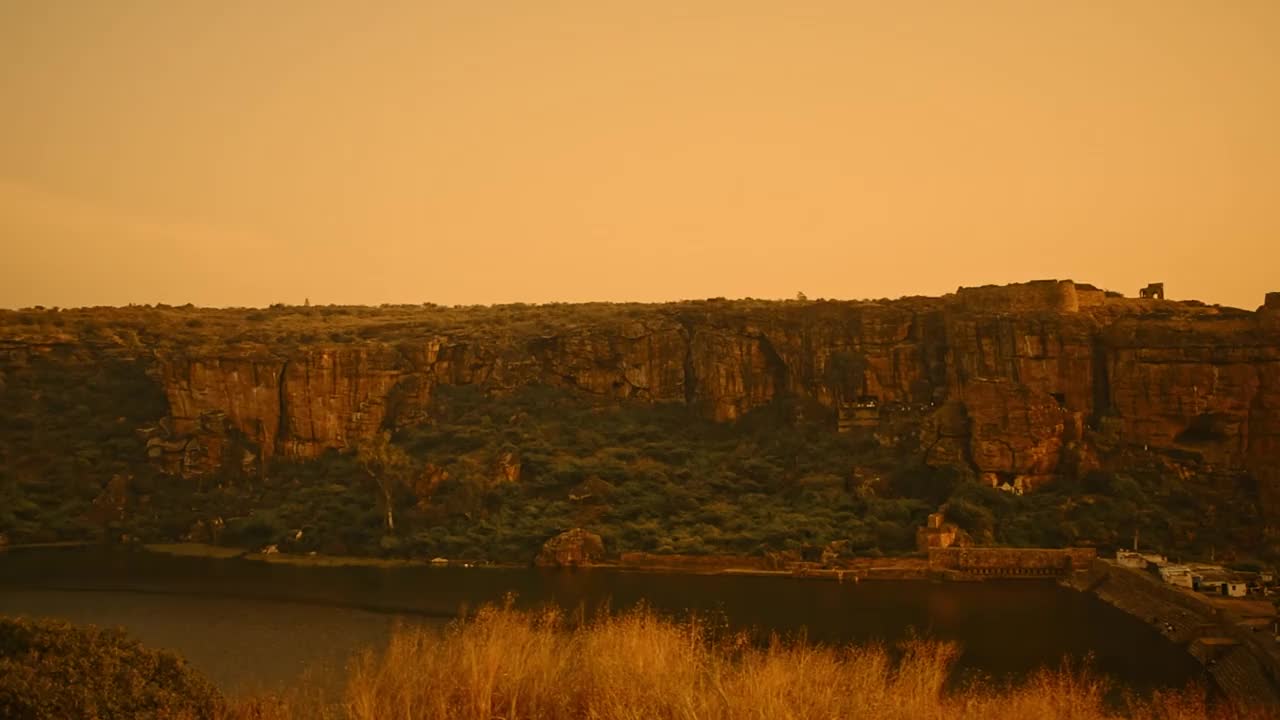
{"left": 2, "top": 280, "right": 1277, "bottom": 562}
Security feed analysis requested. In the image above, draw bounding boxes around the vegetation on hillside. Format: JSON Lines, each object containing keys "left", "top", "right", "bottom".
{"left": 0, "top": 345, "right": 1259, "bottom": 564}
{"left": 0, "top": 351, "right": 167, "bottom": 544}
{"left": 0, "top": 299, "right": 1263, "bottom": 562}
{"left": 0, "top": 296, "right": 910, "bottom": 350}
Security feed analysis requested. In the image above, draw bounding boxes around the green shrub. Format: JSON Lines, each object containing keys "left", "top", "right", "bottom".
{"left": 0, "top": 616, "right": 223, "bottom": 719}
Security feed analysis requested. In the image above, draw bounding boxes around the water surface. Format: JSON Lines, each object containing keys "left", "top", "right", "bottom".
{"left": 0, "top": 547, "right": 1204, "bottom": 697}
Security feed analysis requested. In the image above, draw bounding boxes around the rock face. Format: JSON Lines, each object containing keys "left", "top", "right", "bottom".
{"left": 155, "top": 345, "right": 422, "bottom": 467}
{"left": 962, "top": 379, "right": 1071, "bottom": 491}
{"left": 4, "top": 280, "right": 1280, "bottom": 531}
{"left": 535, "top": 528, "right": 605, "bottom": 567}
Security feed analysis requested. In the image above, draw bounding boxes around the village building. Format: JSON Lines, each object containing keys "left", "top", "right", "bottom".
{"left": 1116, "top": 550, "right": 1148, "bottom": 569}
{"left": 1188, "top": 565, "right": 1251, "bottom": 597}
{"left": 836, "top": 395, "right": 880, "bottom": 433}
{"left": 1116, "top": 550, "right": 1169, "bottom": 569}
{"left": 993, "top": 476, "right": 1027, "bottom": 495}
{"left": 1134, "top": 554, "right": 1259, "bottom": 598}
{"left": 1158, "top": 564, "right": 1195, "bottom": 589}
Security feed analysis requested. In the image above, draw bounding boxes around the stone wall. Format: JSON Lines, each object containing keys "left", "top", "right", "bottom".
{"left": 955, "top": 279, "right": 1081, "bottom": 314}
{"left": 927, "top": 547, "right": 1095, "bottom": 575}
{"left": 1073, "top": 283, "right": 1108, "bottom": 309}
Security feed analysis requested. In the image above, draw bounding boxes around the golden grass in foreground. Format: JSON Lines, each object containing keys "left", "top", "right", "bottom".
{"left": 227, "top": 602, "right": 1269, "bottom": 720}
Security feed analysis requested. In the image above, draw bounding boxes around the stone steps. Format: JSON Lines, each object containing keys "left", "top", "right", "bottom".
{"left": 1210, "top": 646, "right": 1280, "bottom": 708}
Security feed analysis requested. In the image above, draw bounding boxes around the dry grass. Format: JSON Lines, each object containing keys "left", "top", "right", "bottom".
{"left": 224, "top": 601, "right": 1270, "bottom": 720}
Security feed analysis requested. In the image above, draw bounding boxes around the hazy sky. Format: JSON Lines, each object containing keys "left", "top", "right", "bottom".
{"left": 2, "top": 1, "right": 1277, "bottom": 309}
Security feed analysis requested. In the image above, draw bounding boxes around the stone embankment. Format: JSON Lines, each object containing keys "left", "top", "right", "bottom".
{"left": 928, "top": 547, "right": 1095, "bottom": 578}
{"left": 609, "top": 548, "right": 1097, "bottom": 582}
{"left": 1069, "top": 560, "right": 1280, "bottom": 711}
{"left": 612, "top": 552, "right": 932, "bottom": 580}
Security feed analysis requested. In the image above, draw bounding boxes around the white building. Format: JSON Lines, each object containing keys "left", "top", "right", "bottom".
{"left": 1159, "top": 565, "right": 1195, "bottom": 589}
{"left": 1116, "top": 550, "right": 1146, "bottom": 568}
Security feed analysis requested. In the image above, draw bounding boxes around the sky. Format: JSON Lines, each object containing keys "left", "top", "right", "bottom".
{"left": 1, "top": 1, "right": 1277, "bottom": 309}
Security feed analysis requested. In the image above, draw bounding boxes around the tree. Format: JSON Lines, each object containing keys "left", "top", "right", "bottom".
{"left": 356, "top": 431, "right": 412, "bottom": 533}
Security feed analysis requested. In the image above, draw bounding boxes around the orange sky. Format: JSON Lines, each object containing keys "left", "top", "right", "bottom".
{"left": 2, "top": 1, "right": 1277, "bottom": 309}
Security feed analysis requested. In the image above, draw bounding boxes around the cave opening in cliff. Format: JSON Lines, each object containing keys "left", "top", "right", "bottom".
{"left": 1175, "top": 413, "right": 1231, "bottom": 446}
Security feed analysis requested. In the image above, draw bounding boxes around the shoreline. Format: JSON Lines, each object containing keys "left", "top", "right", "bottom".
{"left": 0, "top": 540, "right": 95, "bottom": 551}
{"left": 5, "top": 542, "right": 1087, "bottom": 583}
{"left": 0, "top": 541, "right": 943, "bottom": 579}
{"left": 137, "top": 543, "right": 957, "bottom": 580}
{"left": 132, "top": 543, "right": 1034, "bottom": 582}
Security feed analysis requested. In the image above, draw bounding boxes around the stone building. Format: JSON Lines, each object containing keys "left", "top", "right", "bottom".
{"left": 837, "top": 396, "right": 879, "bottom": 432}
{"left": 1158, "top": 564, "right": 1195, "bottom": 588}
{"left": 915, "top": 512, "right": 960, "bottom": 551}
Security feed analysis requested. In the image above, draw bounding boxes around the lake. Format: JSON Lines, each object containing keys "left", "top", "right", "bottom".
{"left": 0, "top": 546, "right": 1205, "bottom": 698}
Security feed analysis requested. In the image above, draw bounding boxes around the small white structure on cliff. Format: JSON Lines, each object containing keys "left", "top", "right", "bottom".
{"left": 1116, "top": 550, "right": 1168, "bottom": 569}
{"left": 1117, "top": 550, "right": 1147, "bottom": 569}
{"left": 1188, "top": 565, "right": 1251, "bottom": 597}
{"left": 1158, "top": 564, "right": 1195, "bottom": 589}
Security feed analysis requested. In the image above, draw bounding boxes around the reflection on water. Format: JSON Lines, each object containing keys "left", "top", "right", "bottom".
{"left": 0, "top": 588, "right": 434, "bottom": 696}
{"left": 0, "top": 547, "right": 1206, "bottom": 697}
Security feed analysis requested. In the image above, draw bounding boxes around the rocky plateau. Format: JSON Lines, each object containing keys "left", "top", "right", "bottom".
{"left": 4, "top": 280, "right": 1279, "bottom": 533}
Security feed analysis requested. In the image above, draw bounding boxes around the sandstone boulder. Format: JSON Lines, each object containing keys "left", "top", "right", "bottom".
{"left": 535, "top": 528, "right": 604, "bottom": 567}
{"left": 820, "top": 540, "right": 850, "bottom": 566}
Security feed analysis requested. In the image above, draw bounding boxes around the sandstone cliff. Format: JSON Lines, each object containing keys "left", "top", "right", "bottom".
{"left": 3, "top": 281, "right": 1278, "bottom": 531}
